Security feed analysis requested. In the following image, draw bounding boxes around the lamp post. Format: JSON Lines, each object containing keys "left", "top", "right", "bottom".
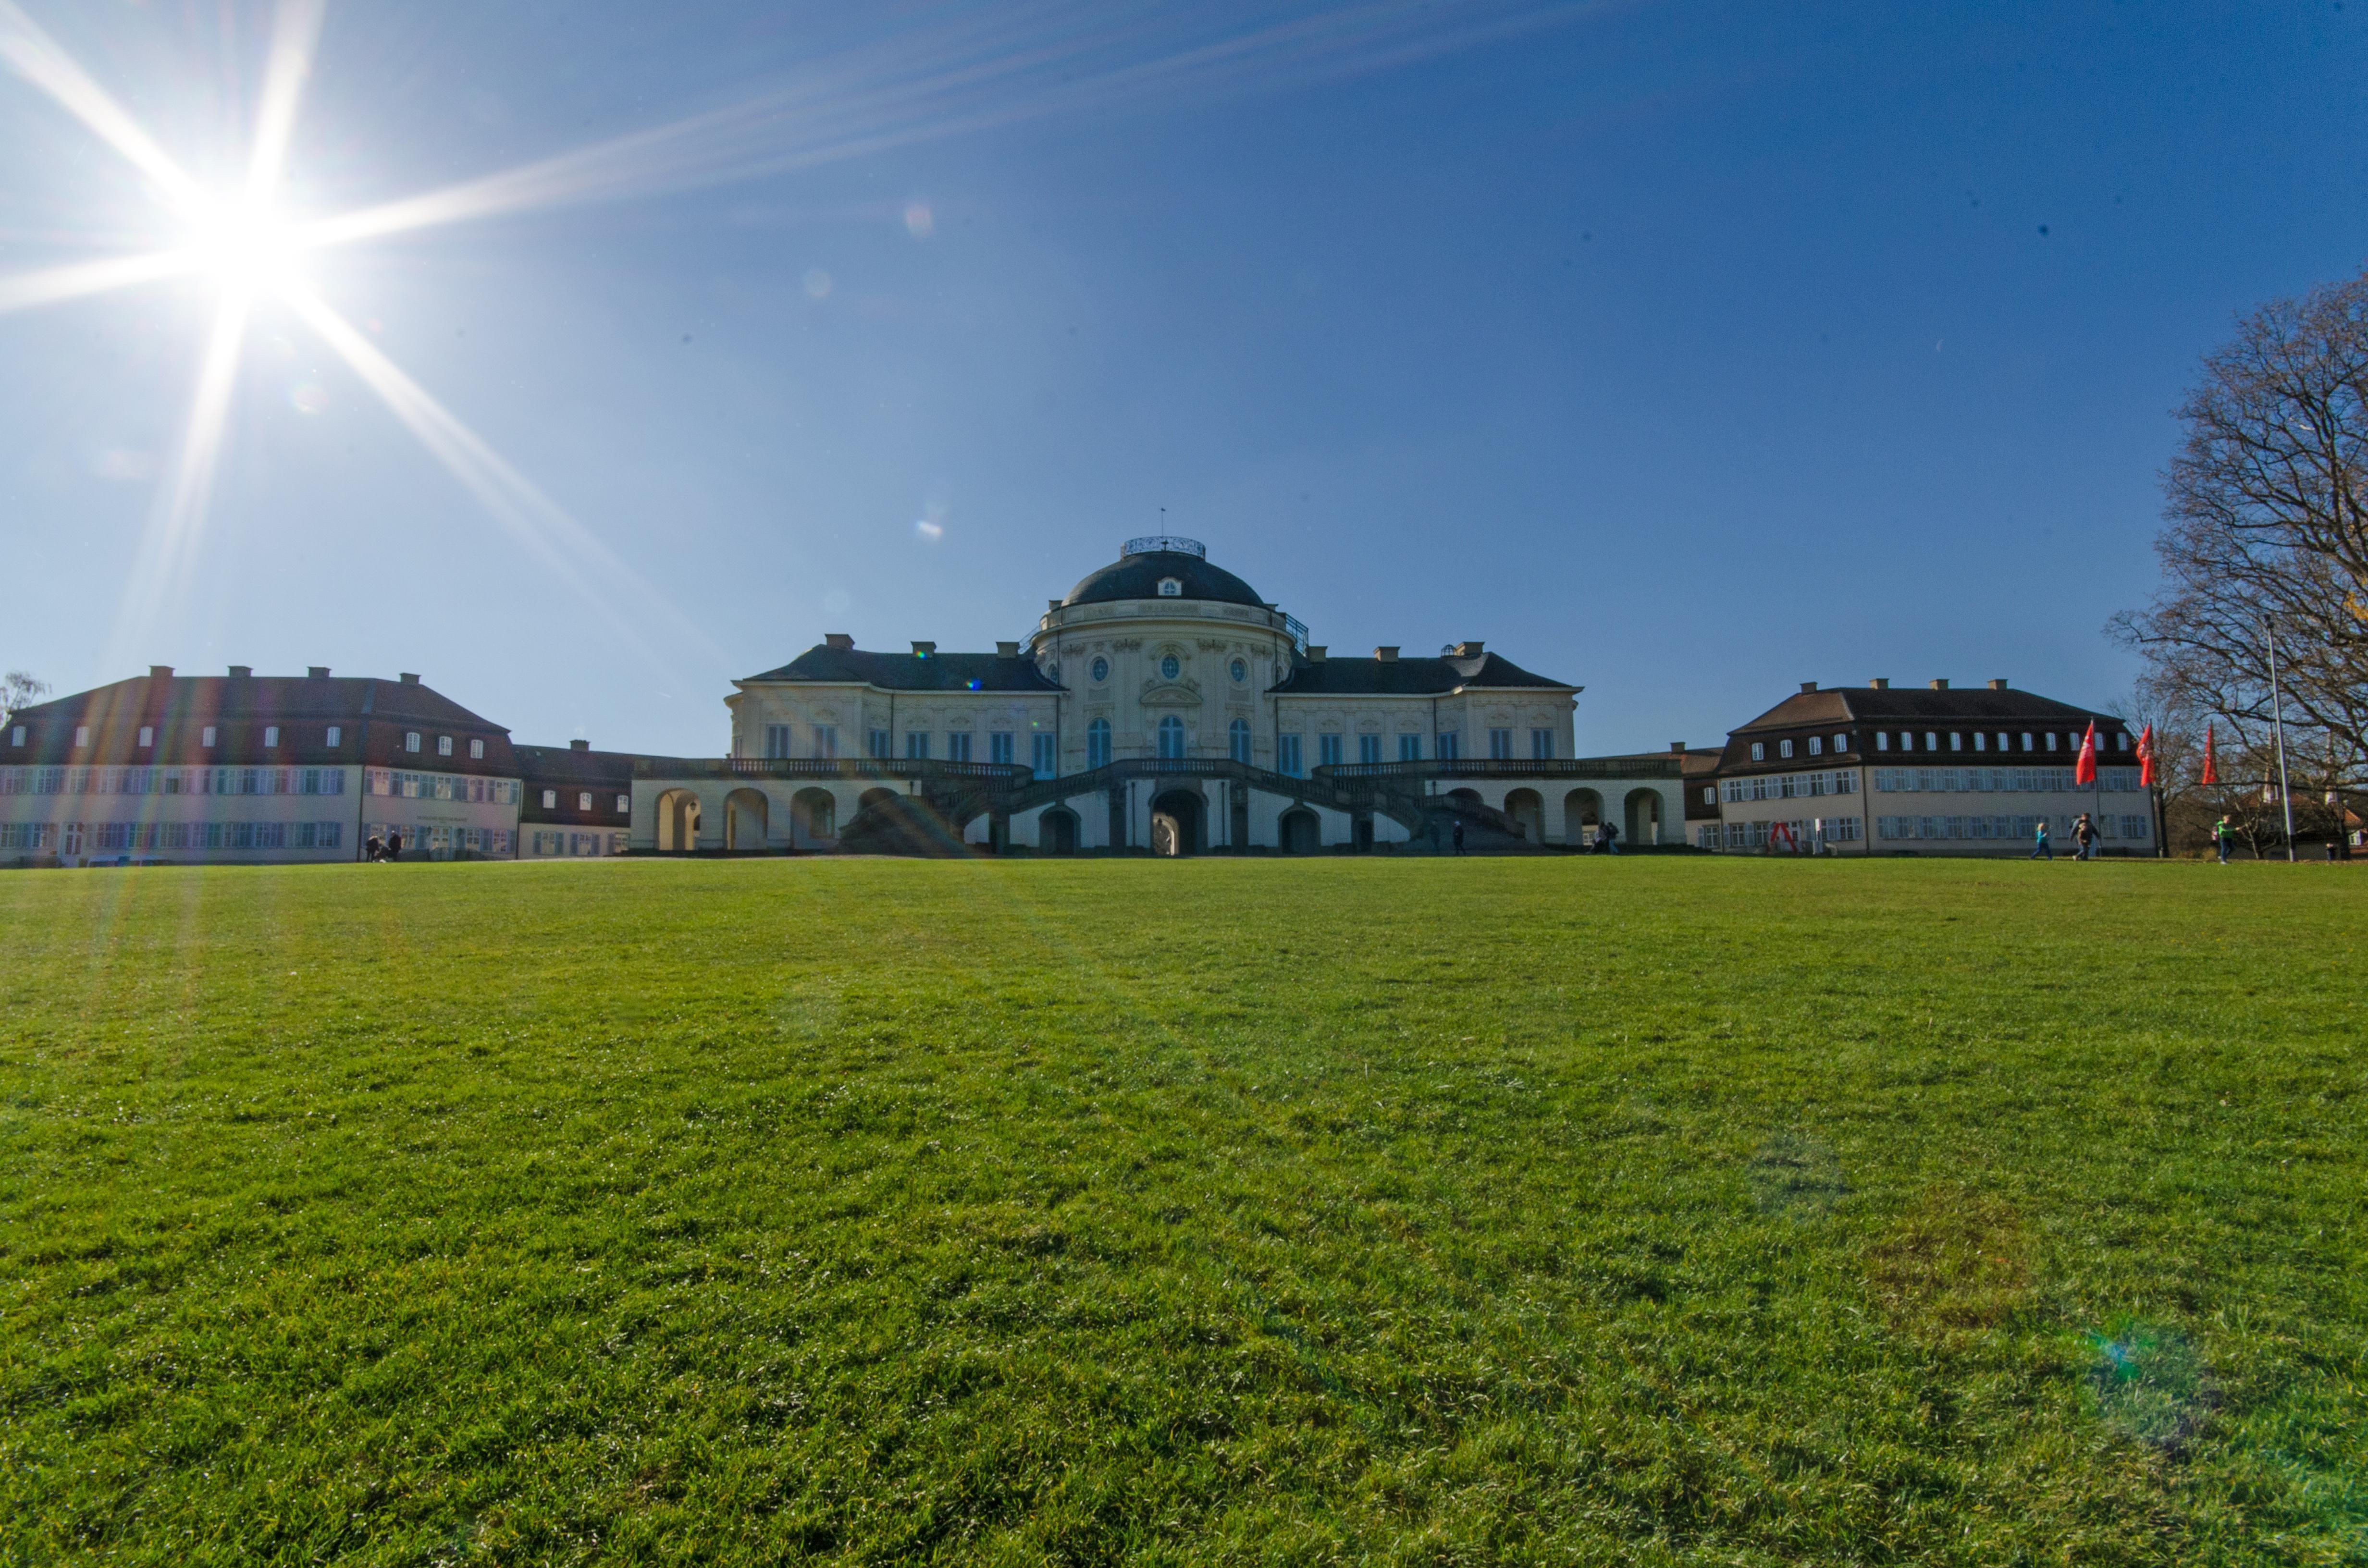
{"left": 2264, "top": 617, "right": 2297, "bottom": 862}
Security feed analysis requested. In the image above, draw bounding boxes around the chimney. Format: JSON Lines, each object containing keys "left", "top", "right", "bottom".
{"left": 1799, "top": 680, "right": 1818, "bottom": 693}
{"left": 1374, "top": 645, "right": 1399, "bottom": 662}
{"left": 1929, "top": 678, "right": 1949, "bottom": 690}
{"left": 148, "top": 664, "right": 173, "bottom": 682}
{"left": 1870, "top": 677, "right": 1890, "bottom": 689}
{"left": 227, "top": 665, "right": 252, "bottom": 679}
{"left": 569, "top": 739, "right": 590, "bottom": 752}
{"left": 1670, "top": 741, "right": 1687, "bottom": 754}
{"left": 308, "top": 666, "right": 330, "bottom": 679}
{"left": 996, "top": 640, "right": 1021, "bottom": 658}
{"left": 1988, "top": 677, "right": 2009, "bottom": 690}
{"left": 1305, "top": 645, "right": 1327, "bottom": 662}
{"left": 399, "top": 672, "right": 420, "bottom": 685}
{"left": 823, "top": 633, "right": 854, "bottom": 650}
{"left": 1048, "top": 599, "right": 1063, "bottom": 613}
{"left": 910, "top": 641, "right": 936, "bottom": 657}
{"left": 1453, "top": 640, "right": 1484, "bottom": 658}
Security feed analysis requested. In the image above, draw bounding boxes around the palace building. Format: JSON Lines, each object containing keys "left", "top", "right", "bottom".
{"left": 641, "top": 535, "right": 1684, "bottom": 855}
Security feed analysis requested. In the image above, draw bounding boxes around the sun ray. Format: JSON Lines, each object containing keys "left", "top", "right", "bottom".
{"left": 0, "top": 247, "right": 199, "bottom": 315}
{"left": 285, "top": 289, "right": 728, "bottom": 674}
{"left": 300, "top": 0, "right": 1583, "bottom": 249}
{"left": 0, "top": 0, "right": 207, "bottom": 212}
{"left": 106, "top": 290, "right": 253, "bottom": 669}
{"left": 245, "top": 0, "right": 325, "bottom": 201}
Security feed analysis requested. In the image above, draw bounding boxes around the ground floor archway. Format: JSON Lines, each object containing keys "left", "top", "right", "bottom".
{"left": 1280, "top": 806, "right": 1320, "bottom": 855}
{"left": 1039, "top": 807, "right": 1079, "bottom": 854}
{"left": 1504, "top": 788, "right": 1544, "bottom": 843}
{"left": 1624, "top": 787, "right": 1661, "bottom": 847}
{"left": 724, "top": 787, "right": 769, "bottom": 851}
{"left": 1150, "top": 788, "right": 1204, "bottom": 857}
{"left": 791, "top": 787, "right": 836, "bottom": 847}
{"left": 655, "top": 788, "right": 701, "bottom": 852}
{"left": 1565, "top": 788, "right": 1602, "bottom": 845}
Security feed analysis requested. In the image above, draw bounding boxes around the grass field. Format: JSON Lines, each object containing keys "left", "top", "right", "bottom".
{"left": 0, "top": 856, "right": 2362, "bottom": 1566}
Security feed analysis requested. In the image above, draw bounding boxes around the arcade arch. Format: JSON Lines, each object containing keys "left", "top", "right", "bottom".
{"left": 724, "top": 787, "right": 770, "bottom": 851}
{"left": 655, "top": 788, "right": 701, "bottom": 852}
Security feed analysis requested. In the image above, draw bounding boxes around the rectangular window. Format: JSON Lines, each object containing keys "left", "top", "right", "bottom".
{"left": 2045, "top": 732, "right": 2059, "bottom": 751}
{"left": 74, "top": 726, "right": 89, "bottom": 747}
{"left": 764, "top": 724, "right": 792, "bottom": 759}
{"left": 1032, "top": 733, "right": 1056, "bottom": 779}
{"left": 814, "top": 724, "right": 838, "bottom": 760}
{"left": 947, "top": 733, "right": 973, "bottom": 762}
{"left": 906, "top": 732, "right": 930, "bottom": 760}
{"left": 7, "top": 725, "right": 20, "bottom": 747}
{"left": 264, "top": 726, "right": 280, "bottom": 747}
{"left": 325, "top": 725, "right": 341, "bottom": 746}
{"left": 1531, "top": 728, "right": 1553, "bottom": 760}
{"left": 543, "top": 789, "right": 557, "bottom": 808}
{"left": 137, "top": 726, "right": 153, "bottom": 747}
{"left": 1399, "top": 735, "right": 1421, "bottom": 762}
{"left": 1359, "top": 735, "right": 1381, "bottom": 765}
{"left": 1807, "top": 735, "right": 1823, "bottom": 756}
{"left": 1319, "top": 734, "right": 1343, "bottom": 768}
{"left": 1278, "top": 734, "right": 1304, "bottom": 777}
{"left": 989, "top": 731, "right": 1014, "bottom": 766}
{"left": 1437, "top": 730, "right": 1460, "bottom": 761}
{"left": 616, "top": 793, "right": 630, "bottom": 812}
{"left": 1488, "top": 728, "right": 1511, "bottom": 760}
{"left": 437, "top": 735, "right": 453, "bottom": 756}
{"left": 578, "top": 791, "right": 593, "bottom": 811}
{"left": 868, "top": 728, "right": 890, "bottom": 760}
{"left": 405, "top": 732, "right": 421, "bottom": 752}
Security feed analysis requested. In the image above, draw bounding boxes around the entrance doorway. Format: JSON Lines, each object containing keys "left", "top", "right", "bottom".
{"left": 1039, "top": 808, "right": 1079, "bottom": 854}
{"left": 1150, "top": 788, "right": 1203, "bottom": 857}
{"left": 1279, "top": 807, "right": 1320, "bottom": 855}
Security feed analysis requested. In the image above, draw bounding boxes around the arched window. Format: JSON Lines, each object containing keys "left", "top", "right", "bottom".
{"left": 1229, "top": 718, "right": 1251, "bottom": 763}
{"left": 1158, "top": 715, "right": 1185, "bottom": 759}
{"left": 1087, "top": 718, "right": 1112, "bottom": 769}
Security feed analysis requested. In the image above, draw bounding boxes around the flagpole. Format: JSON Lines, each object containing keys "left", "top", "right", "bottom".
{"left": 2265, "top": 617, "right": 2296, "bottom": 862}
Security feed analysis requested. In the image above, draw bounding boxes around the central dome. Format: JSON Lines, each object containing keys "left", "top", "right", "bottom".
{"left": 1061, "top": 537, "right": 1265, "bottom": 609}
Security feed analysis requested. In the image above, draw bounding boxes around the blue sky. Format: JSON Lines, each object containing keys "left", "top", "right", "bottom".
{"left": 1, "top": 0, "right": 2362, "bottom": 756}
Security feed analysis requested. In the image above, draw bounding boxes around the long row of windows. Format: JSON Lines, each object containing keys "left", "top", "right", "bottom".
{"left": 529, "top": 830, "right": 629, "bottom": 856}
{"left": 1877, "top": 814, "right": 2151, "bottom": 842}
{"left": 369, "top": 824, "right": 513, "bottom": 858}
{"left": 1722, "top": 769, "right": 1859, "bottom": 803}
{"left": 1, "top": 820, "right": 349, "bottom": 853}
{"left": 366, "top": 770, "right": 519, "bottom": 804}
{"left": 14, "top": 724, "right": 489, "bottom": 759}
{"left": 0, "top": 765, "right": 346, "bottom": 796}
{"left": 1873, "top": 767, "right": 2143, "bottom": 794}
{"left": 819, "top": 720, "right": 1516, "bottom": 779}
{"left": 1713, "top": 818, "right": 1863, "bottom": 849}
{"left": 1873, "top": 728, "right": 2128, "bottom": 756}
{"left": 538, "top": 789, "right": 633, "bottom": 812}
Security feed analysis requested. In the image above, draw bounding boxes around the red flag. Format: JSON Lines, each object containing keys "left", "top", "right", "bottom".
{"left": 2200, "top": 724, "right": 2218, "bottom": 786}
{"left": 2136, "top": 724, "right": 2158, "bottom": 787}
{"left": 2074, "top": 721, "right": 2098, "bottom": 785}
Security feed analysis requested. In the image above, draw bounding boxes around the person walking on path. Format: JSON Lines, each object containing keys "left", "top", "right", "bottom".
{"left": 1597, "top": 820, "right": 1619, "bottom": 856}
{"left": 2072, "top": 813, "right": 2098, "bottom": 861}
{"left": 364, "top": 834, "right": 382, "bottom": 863}
{"left": 384, "top": 831, "right": 403, "bottom": 862}
{"left": 1452, "top": 820, "right": 1465, "bottom": 855}
{"left": 2214, "top": 815, "right": 2235, "bottom": 864}
{"left": 2030, "top": 819, "right": 2053, "bottom": 859}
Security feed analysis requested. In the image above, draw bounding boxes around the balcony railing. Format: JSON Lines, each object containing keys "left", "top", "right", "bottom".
{"left": 1315, "top": 756, "right": 1686, "bottom": 783}
{"left": 630, "top": 756, "right": 1035, "bottom": 784}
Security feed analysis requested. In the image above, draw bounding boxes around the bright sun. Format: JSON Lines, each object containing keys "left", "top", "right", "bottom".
{"left": 186, "top": 197, "right": 305, "bottom": 293}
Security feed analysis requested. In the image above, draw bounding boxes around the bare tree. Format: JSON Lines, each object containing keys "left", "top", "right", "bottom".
{"left": 2111, "top": 270, "right": 2368, "bottom": 798}
{"left": 0, "top": 671, "right": 46, "bottom": 727}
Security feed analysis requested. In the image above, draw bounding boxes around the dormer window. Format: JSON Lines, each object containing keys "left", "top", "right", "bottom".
{"left": 1750, "top": 742, "right": 1765, "bottom": 761}
{"left": 138, "top": 726, "right": 154, "bottom": 747}
{"left": 1158, "top": 578, "right": 1182, "bottom": 596}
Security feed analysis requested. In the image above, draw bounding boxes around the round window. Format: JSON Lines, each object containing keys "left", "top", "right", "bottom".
{"left": 1229, "top": 658, "right": 1247, "bottom": 683}
{"left": 1090, "top": 657, "right": 1110, "bottom": 682}
{"left": 1160, "top": 655, "right": 1181, "bottom": 680}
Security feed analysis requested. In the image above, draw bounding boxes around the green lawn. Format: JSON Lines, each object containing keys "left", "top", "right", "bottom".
{"left": 0, "top": 857, "right": 2362, "bottom": 1566}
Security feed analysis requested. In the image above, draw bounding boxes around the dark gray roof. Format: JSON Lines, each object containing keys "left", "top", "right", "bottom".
{"left": 1270, "top": 651, "right": 1576, "bottom": 696}
{"left": 745, "top": 646, "right": 1063, "bottom": 692}
{"left": 513, "top": 744, "right": 640, "bottom": 785}
{"left": 1062, "top": 549, "right": 1265, "bottom": 609}
{"left": 5, "top": 670, "right": 513, "bottom": 770}
{"left": 1734, "top": 685, "right": 2116, "bottom": 732}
